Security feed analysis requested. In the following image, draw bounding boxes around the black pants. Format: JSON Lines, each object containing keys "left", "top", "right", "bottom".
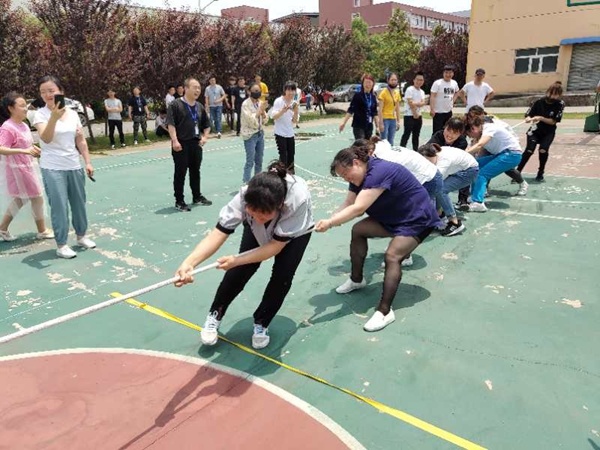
{"left": 432, "top": 112, "right": 452, "bottom": 135}
{"left": 210, "top": 224, "right": 312, "bottom": 327}
{"left": 275, "top": 134, "right": 295, "bottom": 173}
{"left": 235, "top": 106, "right": 242, "bottom": 134}
{"left": 108, "top": 120, "right": 124, "bottom": 146}
{"left": 352, "top": 123, "right": 374, "bottom": 140}
{"left": 400, "top": 116, "right": 423, "bottom": 150}
{"left": 155, "top": 127, "right": 169, "bottom": 137}
{"left": 172, "top": 139, "right": 202, "bottom": 204}
{"left": 517, "top": 130, "right": 555, "bottom": 176}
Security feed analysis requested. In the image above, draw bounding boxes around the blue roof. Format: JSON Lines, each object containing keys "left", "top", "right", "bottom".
{"left": 560, "top": 36, "right": 600, "bottom": 45}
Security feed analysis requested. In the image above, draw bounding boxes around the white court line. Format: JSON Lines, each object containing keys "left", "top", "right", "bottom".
{"left": 295, "top": 164, "right": 347, "bottom": 186}
{"left": 0, "top": 348, "right": 366, "bottom": 450}
{"left": 490, "top": 210, "right": 600, "bottom": 224}
{"left": 509, "top": 197, "right": 600, "bottom": 205}
{"left": 522, "top": 172, "right": 600, "bottom": 181}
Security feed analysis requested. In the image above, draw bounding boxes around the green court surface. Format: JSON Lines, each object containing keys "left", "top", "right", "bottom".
{"left": 1, "top": 120, "right": 599, "bottom": 450}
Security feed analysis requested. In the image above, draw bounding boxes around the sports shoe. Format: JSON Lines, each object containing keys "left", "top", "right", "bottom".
{"left": 252, "top": 324, "right": 270, "bottom": 349}
{"left": 175, "top": 202, "right": 191, "bottom": 212}
{"left": 516, "top": 181, "right": 529, "bottom": 196}
{"left": 145, "top": 139, "right": 151, "bottom": 143}
{"left": 56, "top": 245, "right": 77, "bottom": 259}
{"left": 363, "top": 310, "right": 395, "bottom": 332}
{"left": 201, "top": 311, "right": 220, "bottom": 346}
{"left": 77, "top": 236, "right": 96, "bottom": 249}
{"left": 401, "top": 255, "right": 413, "bottom": 267}
{"left": 456, "top": 200, "right": 470, "bottom": 212}
{"left": 193, "top": 196, "right": 212, "bottom": 206}
{"left": 336, "top": 277, "right": 366, "bottom": 294}
{"left": 535, "top": 174, "right": 545, "bottom": 182}
{"left": 441, "top": 220, "right": 465, "bottom": 237}
{"left": 0, "top": 229, "right": 17, "bottom": 241}
{"left": 217, "top": 132, "right": 221, "bottom": 139}
{"left": 110, "top": 144, "right": 115, "bottom": 150}
{"left": 121, "top": 143, "right": 126, "bottom": 148}
{"left": 36, "top": 229, "right": 55, "bottom": 240}
{"left": 469, "top": 202, "right": 488, "bottom": 212}
{"left": 133, "top": 140, "right": 138, "bottom": 145}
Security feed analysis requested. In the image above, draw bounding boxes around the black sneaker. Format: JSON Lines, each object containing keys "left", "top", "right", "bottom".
{"left": 175, "top": 202, "right": 191, "bottom": 212}
{"left": 456, "top": 200, "right": 470, "bottom": 212}
{"left": 441, "top": 220, "right": 465, "bottom": 237}
{"left": 193, "top": 195, "right": 212, "bottom": 206}
{"left": 535, "top": 174, "right": 545, "bottom": 182}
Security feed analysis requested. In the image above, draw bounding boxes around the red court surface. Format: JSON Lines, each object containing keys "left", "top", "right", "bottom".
{"left": 0, "top": 349, "right": 363, "bottom": 450}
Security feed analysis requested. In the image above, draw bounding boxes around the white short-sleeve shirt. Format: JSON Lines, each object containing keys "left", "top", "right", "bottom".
{"left": 403, "top": 86, "right": 426, "bottom": 116}
{"left": 270, "top": 96, "right": 295, "bottom": 138}
{"left": 33, "top": 107, "right": 83, "bottom": 170}
{"left": 481, "top": 122, "right": 522, "bottom": 155}
{"left": 436, "top": 146, "right": 479, "bottom": 179}
{"left": 462, "top": 81, "right": 493, "bottom": 112}
{"left": 430, "top": 79, "right": 459, "bottom": 113}
{"left": 373, "top": 140, "right": 437, "bottom": 184}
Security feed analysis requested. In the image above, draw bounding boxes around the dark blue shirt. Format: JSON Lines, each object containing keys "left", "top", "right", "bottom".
{"left": 348, "top": 89, "right": 378, "bottom": 130}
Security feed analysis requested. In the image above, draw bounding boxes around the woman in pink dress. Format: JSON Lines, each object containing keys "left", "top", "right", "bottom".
{"left": 0, "top": 92, "right": 53, "bottom": 241}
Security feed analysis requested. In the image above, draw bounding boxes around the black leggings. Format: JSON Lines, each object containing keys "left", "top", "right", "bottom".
{"left": 400, "top": 116, "right": 423, "bottom": 150}
{"left": 517, "top": 130, "right": 555, "bottom": 176}
{"left": 108, "top": 120, "right": 125, "bottom": 145}
{"left": 210, "top": 225, "right": 312, "bottom": 327}
{"left": 275, "top": 134, "right": 296, "bottom": 173}
{"left": 349, "top": 217, "right": 428, "bottom": 315}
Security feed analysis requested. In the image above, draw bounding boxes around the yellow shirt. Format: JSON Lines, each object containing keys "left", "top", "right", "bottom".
{"left": 260, "top": 82, "right": 269, "bottom": 102}
{"left": 378, "top": 88, "right": 401, "bottom": 120}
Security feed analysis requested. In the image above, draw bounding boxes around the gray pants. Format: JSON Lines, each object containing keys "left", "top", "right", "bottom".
{"left": 41, "top": 168, "right": 88, "bottom": 246}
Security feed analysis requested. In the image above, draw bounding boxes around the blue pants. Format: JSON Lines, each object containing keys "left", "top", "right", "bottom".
{"left": 209, "top": 105, "right": 223, "bottom": 133}
{"left": 380, "top": 119, "right": 397, "bottom": 146}
{"left": 472, "top": 151, "right": 522, "bottom": 203}
{"left": 41, "top": 168, "right": 88, "bottom": 246}
{"left": 243, "top": 131, "right": 265, "bottom": 183}
{"left": 436, "top": 167, "right": 479, "bottom": 217}
{"left": 422, "top": 170, "right": 444, "bottom": 202}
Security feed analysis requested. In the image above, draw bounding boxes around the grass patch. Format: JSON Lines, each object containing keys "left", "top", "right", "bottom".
{"left": 492, "top": 112, "right": 589, "bottom": 120}
{"left": 87, "top": 133, "right": 170, "bottom": 152}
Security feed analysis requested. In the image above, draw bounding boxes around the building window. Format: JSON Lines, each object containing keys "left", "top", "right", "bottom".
{"left": 514, "top": 47, "right": 559, "bottom": 74}
{"left": 408, "top": 13, "right": 425, "bottom": 29}
{"left": 351, "top": 12, "right": 361, "bottom": 19}
{"left": 353, "top": 0, "right": 360, "bottom": 7}
{"left": 426, "top": 17, "right": 440, "bottom": 30}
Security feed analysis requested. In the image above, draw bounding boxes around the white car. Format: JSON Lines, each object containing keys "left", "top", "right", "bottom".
{"left": 27, "top": 97, "right": 95, "bottom": 128}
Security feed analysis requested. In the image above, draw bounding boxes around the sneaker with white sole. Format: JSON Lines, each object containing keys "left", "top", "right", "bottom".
{"left": 516, "top": 181, "right": 529, "bottom": 196}
{"left": 401, "top": 255, "right": 413, "bottom": 267}
{"left": 0, "top": 229, "right": 17, "bottom": 241}
{"left": 336, "top": 277, "right": 366, "bottom": 294}
{"left": 469, "top": 202, "right": 488, "bottom": 212}
{"left": 363, "top": 310, "right": 395, "bottom": 332}
{"left": 36, "top": 229, "right": 55, "bottom": 240}
{"left": 56, "top": 245, "right": 77, "bottom": 259}
{"left": 252, "top": 324, "right": 270, "bottom": 349}
{"left": 201, "top": 311, "right": 220, "bottom": 346}
{"left": 440, "top": 220, "right": 465, "bottom": 237}
{"left": 77, "top": 236, "right": 96, "bottom": 249}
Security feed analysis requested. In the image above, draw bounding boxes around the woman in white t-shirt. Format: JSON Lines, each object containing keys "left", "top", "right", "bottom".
{"left": 270, "top": 81, "right": 299, "bottom": 173}
{"left": 400, "top": 72, "right": 426, "bottom": 150}
{"left": 33, "top": 76, "right": 96, "bottom": 259}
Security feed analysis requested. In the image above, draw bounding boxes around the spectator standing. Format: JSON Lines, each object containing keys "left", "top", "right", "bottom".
{"left": 255, "top": 74, "right": 269, "bottom": 102}
{"left": 205, "top": 75, "right": 226, "bottom": 139}
{"left": 400, "top": 72, "right": 426, "bottom": 150}
{"left": 165, "top": 85, "right": 176, "bottom": 107}
{"left": 155, "top": 109, "right": 169, "bottom": 137}
{"left": 232, "top": 76, "right": 247, "bottom": 137}
{"left": 224, "top": 76, "right": 237, "bottom": 132}
{"left": 240, "top": 82, "right": 268, "bottom": 183}
{"left": 104, "top": 89, "right": 126, "bottom": 149}
{"left": 167, "top": 78, "right": 212, "bottom": 212}
{"left": 430, "top": 65, "right": 459, "bottom": 135}
{"left": 456, "top": 68, "right": 495, "bottom": 113}
{"left": 174, "top": 84, "right": 185, "bottom": 99}
{"left": 377, "top": 72, "right": 402, "bottom": 145}
{"left": 339, "top": 74, "right": 380, "bottom": 140}
{"left": 270, "top": 81, "right": 299, "bottom": 173}
{"left": 127, "top": 86, "right": 151, "bottom": 145}
{"left": 304, "top": 84, "right": 313, "bottom": 111}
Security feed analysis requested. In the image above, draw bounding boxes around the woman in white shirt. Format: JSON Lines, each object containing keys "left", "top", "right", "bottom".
{"left": 400, "top": 72, "right": 426, "bottom": 150}
{"left": 270, "top": 81, "right": 299, "bottom": 173}
{"left": 33, "top": 76, "right": 96, "bottom": 259}
{"left": 418, "top": 143, "right": 479, "bottom": 236}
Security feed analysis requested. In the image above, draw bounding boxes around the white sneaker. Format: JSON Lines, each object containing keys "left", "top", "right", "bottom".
{"left": 133, "top": 140, "right": 138, "bottom": 145}
{"left": 363, "top": 310, "right": 396, "bottom": 332}
{"left": 469, "top": 202, "right": 488, "bottom": 212}
{"left": 401, "top": 255, "right": 413, "bottom": 267}
{"left": 56, "top": 245, "right": 77, "bottom": 259}
{"left": 36, "top": 229, "right": 55, "bottom": 240}
{"left": 77, "top": 236, "right": 96, "bottom": 249}
{"left": 201, "top": 311, "right": 220, "bottom": 346}
{"left": 0, "top": 229, "right": 17, "bottom": 241}
{"left": 336, "top": 277, "right": 366, "bottom": 294}
{"left": 252, "top": 324, "right": 270, "bottom": 349}
{"left": 110, "top": 144, "right": 115, "bottom": 150}
{"left": 516, "top": 181, "right": 529, "bottom": 196}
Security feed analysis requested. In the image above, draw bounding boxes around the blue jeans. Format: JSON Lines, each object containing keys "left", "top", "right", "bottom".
{"left": 381, "top": 119, "right": 397, "bottom": 145}
{"left": 422, "top": 170, "right": 443, "bottom": 201}
{"left": 41, "top": 168, "right": 88, "bottom": 246}
{"left": 209, "top": 105, "right": 223, "bottom": 133}
{"left": 437, "top": 167, "right": 479, "bottom": 217}
{"left": 472, "top": 151, "right": 522, "bottom": 203}
{"left": 243, "top": 130, "right": 265, "bottom": 182}
{"left": 305, "top": 94, "right": 312, "bottom": 110}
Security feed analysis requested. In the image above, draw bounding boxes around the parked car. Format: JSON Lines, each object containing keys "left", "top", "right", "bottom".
{"left": 332, "top": 84, "right": 356, "bottom": 102}
{"left": 27, "top": 97, "right": 95, "bottom": 128}
{"left": 300, "top": 90, "right": 334, "bottom": 105}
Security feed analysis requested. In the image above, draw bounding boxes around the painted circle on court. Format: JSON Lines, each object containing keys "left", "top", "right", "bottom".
{"left": 0, "top": 348, "right": 364, "bottom": 450}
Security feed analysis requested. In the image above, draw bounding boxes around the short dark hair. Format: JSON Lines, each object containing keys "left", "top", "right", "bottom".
{"left": 330, "top": 146, "right": 369, "bottom": 177}
{"left": 445, "top": 117, "right": 465, "bottom": 133}
{"left": 159, "top": 108, "right": 167, "bottom": 115}
{"left": 244, "top": 161, "right": 288, "bottom": 213}
{"left": 284, "top": 80, "right": 297, "bottom": 91}
{"left": 0, "top": 92, "right": 23, "bottom": 126}
{"left": 414, "top": 71, "right": 424, "bottom": 78}
{"left": 418, "top": 143, "right": 442, "bottom": 158}
{"left": 38, "top": 75, "right": 65, "bottom": 93}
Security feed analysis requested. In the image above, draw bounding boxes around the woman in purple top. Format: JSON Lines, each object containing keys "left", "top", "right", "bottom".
{"left": 316, "top": 146, "right": 441, "bottom": 332}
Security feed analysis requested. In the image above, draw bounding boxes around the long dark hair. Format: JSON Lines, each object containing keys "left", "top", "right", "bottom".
{"left": 330, "top": 146, "right": 369, "bottom": 177}
{"left": 37, "top": 75, "right": 65, "bottom": 92}
{"left": 244, "top": 160, "right": 288, "bottom": 213}
{"left": 0, "top": 92, "right": 23, "bottom": 126}
{"left": 418, "top": 142, "right": 442, "bottom": 158}
{"left": 546, "top": 81, "right": 563, "bottom": 98}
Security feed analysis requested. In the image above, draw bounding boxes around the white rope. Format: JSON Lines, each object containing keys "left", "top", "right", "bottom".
{"left": 0, "top": 251, "right": 254, "bottom": 345}
{"left": 511, "top": 120, "right": 527, "bottom": 129}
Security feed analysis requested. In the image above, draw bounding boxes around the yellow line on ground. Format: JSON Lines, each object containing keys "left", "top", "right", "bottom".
{"left": 112, "top": 292, "right": 487, "bottom": 450}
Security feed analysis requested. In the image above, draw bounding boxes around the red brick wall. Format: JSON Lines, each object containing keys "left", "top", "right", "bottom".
{"left": 221, "top": 6, "right": 269, "bottom": 22}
